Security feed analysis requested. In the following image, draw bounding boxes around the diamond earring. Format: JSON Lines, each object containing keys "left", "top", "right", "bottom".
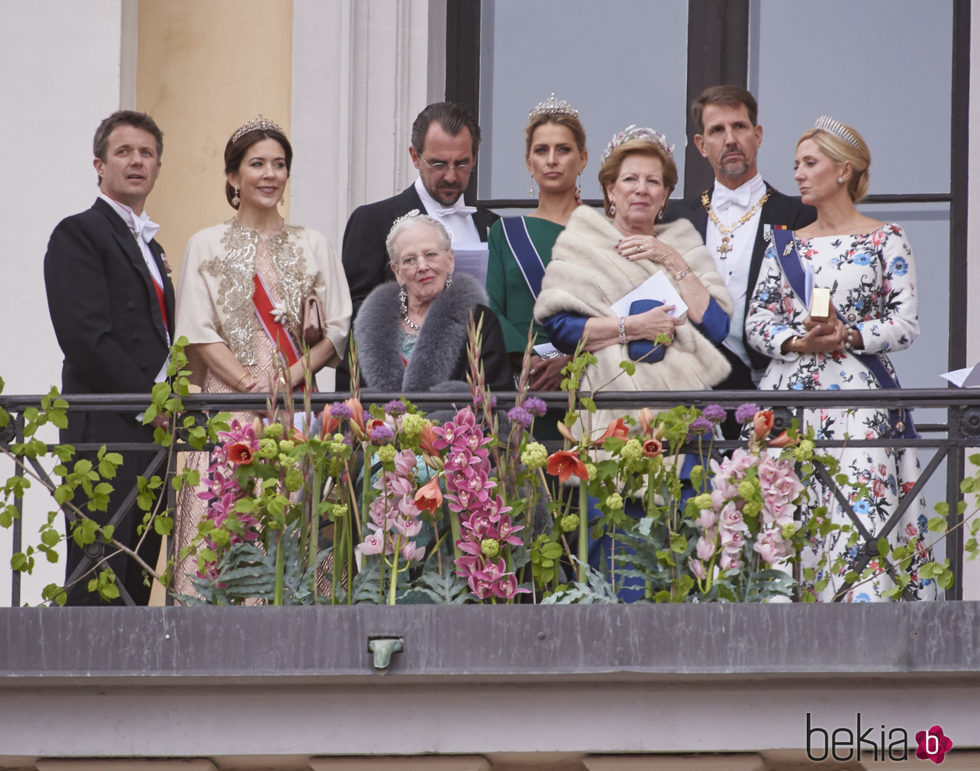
{"left": 232, "top": 188, "right": 240, "bottom": 208}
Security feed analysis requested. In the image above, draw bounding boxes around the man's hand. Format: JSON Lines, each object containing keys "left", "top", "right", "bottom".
{"left": 528, "top": 354, "right": 570, "bottom": 391}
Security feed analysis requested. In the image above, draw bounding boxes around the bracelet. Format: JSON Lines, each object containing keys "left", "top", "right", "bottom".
{"left": 673, "top": 267, "right": 691, "bottom": 281}
{"left": 234, "top": 372, "right": 250, "bottom": 391}
{"left": 788, "top": 336, "right": 800, "bottom": 354}
{"left": 618, "top": 317, "right": 628, "bottom": 345}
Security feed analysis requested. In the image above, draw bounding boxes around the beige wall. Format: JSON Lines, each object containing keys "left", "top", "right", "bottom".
{"left": 136, "top": 0, "right": 293, "bottom": 282}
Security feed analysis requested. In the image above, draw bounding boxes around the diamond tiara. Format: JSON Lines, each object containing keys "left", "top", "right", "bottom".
{"left": 600, "top": 125, "right": 674, "bottom": 166}
{"left": 231, "top": 113, "right": 285, "bottom": 145}
{"left": 813, "top": 115, "right": 861, "bottom": 150}
{"left": 529, "top": 93, "right": 579, "bottom": 120}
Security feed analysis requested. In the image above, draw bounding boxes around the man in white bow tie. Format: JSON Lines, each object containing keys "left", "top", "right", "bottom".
{"left": 340, "top": 101, "right": 498, "bottom": 387}
{"left": 44, "top": 110, "right": 173, "bottom": 605}
{"left": 666, "top": 86, "right": 815, "bottom": 425}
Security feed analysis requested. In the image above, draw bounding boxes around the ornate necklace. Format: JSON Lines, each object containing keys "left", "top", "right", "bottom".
{"left": 701, "top": 190, "right": 770, "bottom": 258}
{"left": 402, "top": 313, "right": 421, "bottom": 331}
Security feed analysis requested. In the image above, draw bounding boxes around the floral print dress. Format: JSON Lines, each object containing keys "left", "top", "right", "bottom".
{"left": 745, "top": 224, "right": 936, "bottom": 602}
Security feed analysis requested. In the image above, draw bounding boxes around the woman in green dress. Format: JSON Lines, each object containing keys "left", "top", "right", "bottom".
{"left": 486, "top": 94, "right": 588, "bottom": 391}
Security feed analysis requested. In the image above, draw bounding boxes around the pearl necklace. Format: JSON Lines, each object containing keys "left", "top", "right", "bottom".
{"left": 402, "top": 313, "right": 420, "bottom": 331}
{"left": 701, "top": 190, "right": 770, "bottom": 258}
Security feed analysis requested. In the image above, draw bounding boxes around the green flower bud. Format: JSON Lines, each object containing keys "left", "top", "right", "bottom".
{"left": 480, "top": 538, "right": 501, "bottom": 559}
{"left": 278, "top": 439, "right": 295, "bottom": 453}
{"left": 781, "top": 522, "right": 798, "bottom": 539}
{"left": 738, "top": 480, "right": 756, "bottom": 499}
{"left": 284, "top": 467, "right": 304, "bottom": 492}
{"left": 604, "top": 493, "right": 624, "bottom": 512}
{"left": 620, "top": 438, "right": 643, "bottom": 462}
{"left": 520, "top": 442, "right": 548, "bottom": 470}
{"left": 692, "top": 493, "right": 713, "bottom": 510}
{"left": 794, "top": 439, "right": 815, "bottom": 461}
{"left": 263, "top": 422, "right": 283, "bottom": 439}
{"left": 560, "top": 514, "right": 580, "bottom": 533}
{"left": 585, "top": 463, "right": 597, "bottom": 478}
{"left": 257, "top": 437, "right": 278, "bottom": 459}
{"left": 376, "top": 444, "right": 397, "bottom": 464}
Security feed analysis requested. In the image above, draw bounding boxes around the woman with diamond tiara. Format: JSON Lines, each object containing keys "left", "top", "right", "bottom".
{"left": 172, "top": 115, "right": 351, "bottom": 597}
{"left": 745, "top": 116, "right": 935, "bottom": 602}
{"left": 486, "top": 94, "right": 588, "bottom": 393}
{"left": 534, "top": 125, "right": 733, "bottom": 429}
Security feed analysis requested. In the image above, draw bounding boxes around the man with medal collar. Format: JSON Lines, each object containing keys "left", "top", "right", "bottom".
{"left": 340, "top": 101, "right": 498, "bottom": 387}
{"left": 665, "top": 86, "right": 815, "bottom": 420}
{"left": 44, "top": 110, "right": 173, "bottom": 605}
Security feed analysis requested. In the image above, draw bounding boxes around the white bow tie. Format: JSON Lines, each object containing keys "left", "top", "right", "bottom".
{"left": 432, "top": 203, "right": 477, "bottom": 217}
{"left": 131, "top": 214, "right": 160, "bottom": 244}
{"left": 712, "top": 186, "right": 752, "bottom": 211}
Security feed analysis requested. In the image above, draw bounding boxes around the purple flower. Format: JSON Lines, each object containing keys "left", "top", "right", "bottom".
{"left": 702, "top": 404, "right": 727, "bottom": 425}
{"left": 369, "top": 423, "right": 395, "bottom": 443}
{"left": 688, "top": 416, "right": 713, "bottom": 436}
{"left": 507, "top": 406, "right": 533, "bottom": 429}
{"left": 329, "top": 402, "right": 352, "bottom": 420}
{"left": 523, "top": 397, "right": 547, "bottom": 417}
{"left": 734, "top": 402, "right": 760, "bottom": 424}
{"left": 384, "top": 399, "right": 407, "bottom": 416}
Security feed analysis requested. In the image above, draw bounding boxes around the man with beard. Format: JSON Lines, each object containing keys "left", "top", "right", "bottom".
{"left": 665, "top": 86, "right": 815, "bottom": 433}
{"left": 340, "top": 101, "right": 498, "bottom": 386}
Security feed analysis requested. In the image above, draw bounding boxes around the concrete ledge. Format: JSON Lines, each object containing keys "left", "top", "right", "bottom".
{"left": 0, "top": 604, "right": 977, "bottom": 760}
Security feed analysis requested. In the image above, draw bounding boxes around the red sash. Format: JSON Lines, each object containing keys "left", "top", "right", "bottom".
{"left": 252, "top": 273, "right": 302, "bottom": 368}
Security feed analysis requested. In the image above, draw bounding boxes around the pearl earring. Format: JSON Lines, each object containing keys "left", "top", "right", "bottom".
{"left": 529, "top": 175, "right": 536, "bottom": 197}
{"left": 837, "top": 176, "right": 845, "bottom": 185}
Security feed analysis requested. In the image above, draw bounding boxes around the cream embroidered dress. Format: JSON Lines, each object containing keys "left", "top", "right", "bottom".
{"left": 172, "top": 220, "right": 351, "bottom": 596}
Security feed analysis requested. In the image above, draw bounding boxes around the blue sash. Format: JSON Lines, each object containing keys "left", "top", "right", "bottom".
{"left": 770, "top": 227, "right": 915, "bottom": 439}
{"left": 501, "top": 217, "right": 547, "bottom": 299}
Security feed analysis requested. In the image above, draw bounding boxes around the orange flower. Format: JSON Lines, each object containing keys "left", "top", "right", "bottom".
{"left": 319, "top": 404, "right": 340, "bottom": 438}
{"left": 346, "top": 397, "right": 366, "bottom": 438}
{"left": 753, "top": 409, "right": 774, "bottom": 440}
{"left": 227, "top": 441, "right": 255, "bottom": 465}
{"left": 599, "top": 417, "right": 630, "bottom": 443}
{"left": 642, "top": 438, "right": 663, "bottom": 458}
{"left": 420, "top": 423, "right": 439, "bottom": 455}
{"left": 546, "top": 450, "right": 590, "bottom": 482}
{"left": 414, "top": 477, "right": 443, "bottom": 513}
{"left": 767, "top": 430, "right": 798, "bottom": 448}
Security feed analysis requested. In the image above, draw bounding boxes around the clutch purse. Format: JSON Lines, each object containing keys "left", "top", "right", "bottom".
{"left": 302, "top": 295, "right": 325, "bottom": 347}
{"left": 627, "top": 299, "right": 667, "bottom": 363}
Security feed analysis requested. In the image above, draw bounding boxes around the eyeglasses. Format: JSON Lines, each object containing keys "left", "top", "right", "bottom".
{"left": 418, "top": 156, "right": 473, "bottom": 173}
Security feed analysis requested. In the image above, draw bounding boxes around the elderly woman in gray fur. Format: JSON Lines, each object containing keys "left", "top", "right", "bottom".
{"left": 354, "top": 210, "right": 511, "bottom": 394}
{"left": 535, "top": 125, "right": 733, "bottom": 435}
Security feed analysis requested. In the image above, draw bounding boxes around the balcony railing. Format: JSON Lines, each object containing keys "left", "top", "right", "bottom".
{"left": 2, "top": 387, "right": 977, "bottom": 607}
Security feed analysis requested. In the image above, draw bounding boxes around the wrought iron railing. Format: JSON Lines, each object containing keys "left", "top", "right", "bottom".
{"left": 2, "top": 387, "right": 977, "bottom": 606}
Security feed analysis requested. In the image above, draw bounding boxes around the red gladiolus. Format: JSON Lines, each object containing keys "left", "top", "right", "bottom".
{"left": 546, "top": 450, "right": 590, "bottom": 482}
{"left": 767, "top": 430, "right": 798, "bottom": 448}
{"left": 642, "top": 438, "right": 663, "bottom": 458}
{"left": 599, "top": 417, "right": 630, "bottom": 443}
{"left": 753, "top": 409, "right": 774, "bottom": 440}
{"left": 227, "top": 441, "right": 255, "bottom": 465}
{"left": 414, "top": 477, "right": 443, "bottom": 513}
{"left": 346, "top": 397, "right": 366, "bottom": 438}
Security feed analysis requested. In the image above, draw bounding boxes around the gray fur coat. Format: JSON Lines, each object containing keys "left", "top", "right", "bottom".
{"left": 353, "top": 272, "right": 511, "bottom": 393}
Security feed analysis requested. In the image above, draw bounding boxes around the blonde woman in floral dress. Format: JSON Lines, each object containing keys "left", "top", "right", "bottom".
{"left": 172, "top": 117, "right": 351, "bottom": 596}
{"left": 745, "top": 116, "right": 935, "bottom": 602}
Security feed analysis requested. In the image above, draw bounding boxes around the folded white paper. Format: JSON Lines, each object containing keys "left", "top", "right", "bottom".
{"left": 941, "top": 365, "right": 980, "bottom": 388}
{"left": 610, "top": 271, "right": 688, "bottom": 318}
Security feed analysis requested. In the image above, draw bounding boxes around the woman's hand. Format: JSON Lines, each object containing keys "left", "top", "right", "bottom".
{"left": 528, "top": 354, "right": 570, "bottom": 391}
{"left": 789, "top": 309, "right": 849, "bottom": 354}
{"left": 630, "top": 305, "right": 684, "bottom": 342}
{"left": 617, "top": 235, "right": 685, "bottom": 272}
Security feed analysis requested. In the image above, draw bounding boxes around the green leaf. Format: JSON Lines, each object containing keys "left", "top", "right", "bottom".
{"left": 876, "top": 538, "right": 890, "bottom": 557}
{"left": 927, "top": 515, "right": 947, "bottom": 533}
{"left": 669, "top": 531, "right": 687, "bottom": 554}
{"left": 618, "top": 360, "right": 636, "bottom": 377}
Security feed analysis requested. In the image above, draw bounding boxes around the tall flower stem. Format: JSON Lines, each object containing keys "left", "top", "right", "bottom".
{"left": 577, "top": 483, "right": 588, "bottom": 583}
{"left": 309, "top": 467, "right": 324, "bottom": 601}
{"left": 273, "top": 529, "right": 285, "bottom": 605}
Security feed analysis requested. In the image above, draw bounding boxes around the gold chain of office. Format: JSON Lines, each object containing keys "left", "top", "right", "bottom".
{"left": 701, "top": 190, "right": 771, "bottom": 257}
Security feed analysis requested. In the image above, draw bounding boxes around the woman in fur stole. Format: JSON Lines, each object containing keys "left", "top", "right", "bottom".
{"left": 354, "top": 211, "right": 511, "bottom": 395}
{"left": 534, "top": 126, "right": 734, "bottom": 599}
